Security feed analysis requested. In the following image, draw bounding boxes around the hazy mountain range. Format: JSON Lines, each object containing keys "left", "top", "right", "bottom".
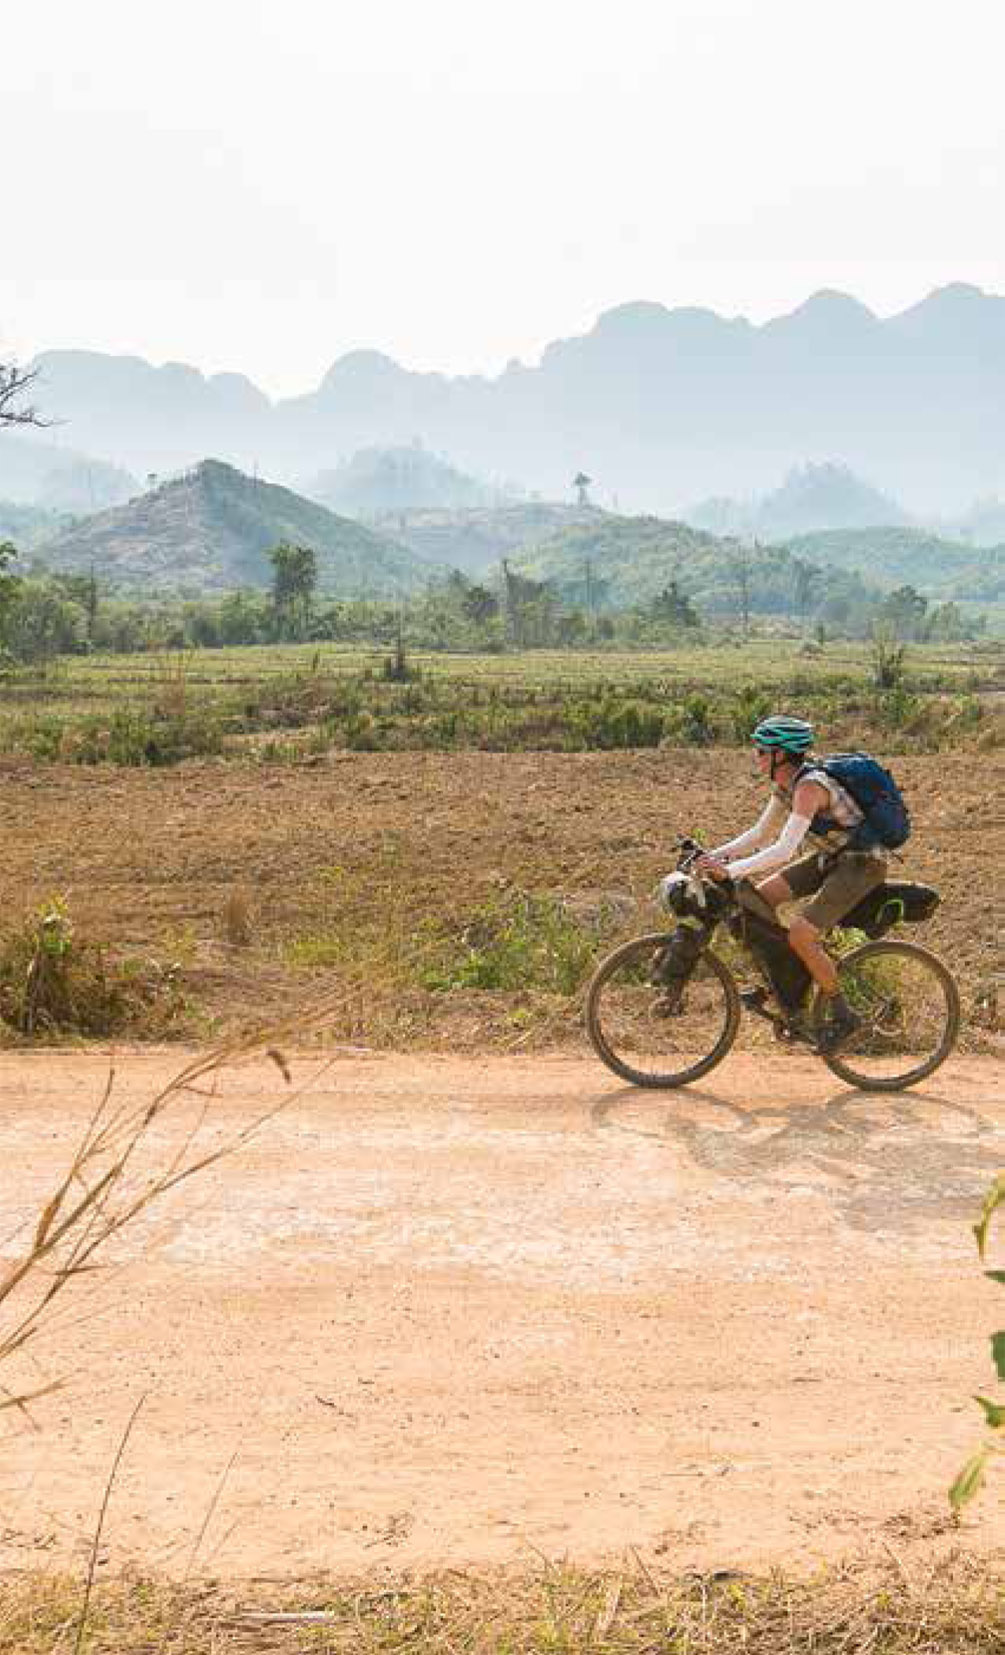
{"left": 13, "top": 282, "right": 1005, "bottom": 516}
{"left": 27, "top": 458, "right": 1002, "bottom": 618}
{"left": 686, "top": 462, "right": 910, "bottom": 541}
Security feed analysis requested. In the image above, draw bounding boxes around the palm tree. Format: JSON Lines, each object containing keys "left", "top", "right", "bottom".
{"left": 573, "top": 471, "right": 592, "bottom": 508}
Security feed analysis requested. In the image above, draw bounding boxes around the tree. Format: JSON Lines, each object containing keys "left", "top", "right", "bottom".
{"left": 880, "top": 584, "right": 928, "bottom": 640}
{"left": 573, "top": 471, "right": 592, "bottom": 508}
{"left": 3, "top": 580, "right": 87, "bottom": 663}
{"left": 0, "top": 363, "right": 48, "bottom": 429}
{"left": 268, "top": 542, "right": 318, "bottom": 639}
{"left": 869, "top": 624, "right": 907, "bottom": 691}
{"left": 791, "top": 556, "right": 822, "bottom": 627}
{"left": 461, "top": 583, "right": 499, "bottom": 627}
{"left": 555, "top": 609, "right": 588, "bottom": 646}
{"left": 55, "top": 569, "right": 100, "bottom": 646}
{"left": 729, "top": 541, "right": 754, "bottom": 638}
{"left": 0, "top": 541, "right": 23, "bottom": 641}
{"left": 501, "top": 560, "right": 560, "bottom": 646}
{"left": 650, "top": 579, "right": 699, "bottom": 629}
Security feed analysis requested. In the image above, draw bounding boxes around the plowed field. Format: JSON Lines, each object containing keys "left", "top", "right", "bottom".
{"left": 0, "top": 749, "right": 1000, "bottom": 1046}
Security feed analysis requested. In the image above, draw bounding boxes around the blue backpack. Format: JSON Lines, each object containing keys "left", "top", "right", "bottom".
{"left": 816, "top": 752, "right": 911, "bottom": 851}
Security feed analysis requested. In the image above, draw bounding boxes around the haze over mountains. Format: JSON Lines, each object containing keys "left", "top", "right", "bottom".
{"left": 16, "top": 283, "right": 1005, "bottom": 517}
{"left": 687, "top": 462, "right": 910, "bottom": 542}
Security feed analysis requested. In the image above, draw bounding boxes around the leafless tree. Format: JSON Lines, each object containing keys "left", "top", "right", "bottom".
{"left": 0, "top": 362, "right": 49, "bottom": 429}
{"left": 730, "top": 538, "right": 754, "bottom": 639}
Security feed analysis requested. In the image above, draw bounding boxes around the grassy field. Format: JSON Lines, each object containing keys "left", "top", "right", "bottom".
{"left": 8, "top": 636, "right": 1003, "bottom": 698}
{"left": 1, "top": 637, "right": 1002, "bottom": 764}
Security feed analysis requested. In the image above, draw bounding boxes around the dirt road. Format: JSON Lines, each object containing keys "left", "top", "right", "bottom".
{"left": 1, "top": 1049, "right": 1003, "bottom": 1579}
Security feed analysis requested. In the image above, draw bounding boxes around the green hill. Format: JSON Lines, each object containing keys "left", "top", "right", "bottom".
{"left": 781, "top": 527, "right": 1005, "bottom": 600}
{"left": 371, "top": 502, "right": 600, "bottom": 576}
{"left": 33, "top": 459, "right": 435, "bottom": 597}
{"left": 510, "top": 513, "right": 875, "bottom": 618}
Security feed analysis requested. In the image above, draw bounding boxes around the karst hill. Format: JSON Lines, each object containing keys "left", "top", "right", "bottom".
{"left": 34, "top": 459, "right": 435, "bottom": 597}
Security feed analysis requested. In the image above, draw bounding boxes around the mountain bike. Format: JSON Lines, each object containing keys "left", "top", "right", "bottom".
{"left": 585, "top": 838, "right": 960, "bottom": 1093}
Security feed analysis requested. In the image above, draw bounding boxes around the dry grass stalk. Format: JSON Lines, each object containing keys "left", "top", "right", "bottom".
{"left": 0, "top": 992, "right": 353, "bottom": 1415}
{"left": 73, "top": 1393, "right": 147, "bottom": 1655}
{"left": 221, "top": 886, "right": 253, "bottom": 948}
{"left": 2, "top": 1554, "right": 1005, "bottom": 1653}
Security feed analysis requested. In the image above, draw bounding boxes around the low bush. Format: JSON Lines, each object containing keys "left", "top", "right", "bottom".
{"left": 0, "top": 898, "right": 191, "bottom": 1038}
{"left": 0, "top": 707, "right": 223, "bottom": 765}
{"left": 422, "top": 892, "right": 603, "bottom": 995}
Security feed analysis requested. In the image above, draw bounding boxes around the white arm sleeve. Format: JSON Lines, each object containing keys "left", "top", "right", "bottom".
{"left": 712, "top": 796, "right": 787, "bottom": 861}
{"left": 727, "top": 812, "right": 814, "bottom": 881}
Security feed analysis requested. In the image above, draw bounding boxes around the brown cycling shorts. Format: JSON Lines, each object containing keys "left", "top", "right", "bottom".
{"left": 776, "top": 850, "right": 887, "bottom": 933}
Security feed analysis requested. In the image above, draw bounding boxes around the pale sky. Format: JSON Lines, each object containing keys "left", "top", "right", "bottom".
{"left": 3, "top": 0, "right": 1004, "bottom": 396}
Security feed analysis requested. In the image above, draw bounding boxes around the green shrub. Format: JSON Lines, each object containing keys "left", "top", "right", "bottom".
{"left": 422, "top": 893, "right": 599, "bottom": 994}
{"left": 0, "top": 898, "right": 190, "bottom": 1037}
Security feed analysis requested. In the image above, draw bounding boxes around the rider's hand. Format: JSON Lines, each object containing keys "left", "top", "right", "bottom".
{"left": 695, "top": 855, "right": 731, "bottom": 882}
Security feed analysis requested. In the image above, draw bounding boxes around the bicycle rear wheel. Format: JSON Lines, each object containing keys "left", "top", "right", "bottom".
{"left": 586, "top": 932, "right": 740, "bottom": 1088}
{"left": 815, "top": 938, "right": 960, "bottom": 1091}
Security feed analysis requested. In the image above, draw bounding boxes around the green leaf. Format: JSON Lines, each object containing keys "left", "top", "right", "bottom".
{"left": 949, "top": 1445, "right": 992, "bottom": 1510}
{"left": 992, "top": 1334, "right": 1005, "bottom": 1381}
{"left": 973, "top": 1174, "right": 1005, "bottom": 1260}
{"left": 986, "top": 1271, "right": 1005, "bottom": 1285}
{"left": 974, "top": 1395, "right": 1005, "bottom": 1429}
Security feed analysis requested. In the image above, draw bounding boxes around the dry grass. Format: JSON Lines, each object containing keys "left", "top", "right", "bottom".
{"left": 1, "top": 1555, "right": 1003, "bottom": 1653}
{"left": 0, "top": 899, "right": 191, "bottom": 1041}
{"left": 222, "top": 887, "right": 254, "bottom": 949}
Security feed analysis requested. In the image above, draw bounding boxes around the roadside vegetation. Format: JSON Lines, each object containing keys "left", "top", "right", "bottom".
{"left": 3, "top": 1555, "right": 1003, "bottom": 1653}
{"left": 0, "top": 897, "right": 191, "bottom": 1040}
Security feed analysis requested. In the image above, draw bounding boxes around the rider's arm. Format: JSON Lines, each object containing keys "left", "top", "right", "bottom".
{"left": 726, "top": 779, "right": 829, "bottom": 881}
{"left": 711, "top": 795, "right": 787, "bottom": 861}
{"left": 726, "top": 810, "right": 814, "bottom": 880}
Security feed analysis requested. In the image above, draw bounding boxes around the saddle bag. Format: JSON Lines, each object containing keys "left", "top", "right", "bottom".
{"left": 840, "top": 880, "right": 940, "bottom": 939}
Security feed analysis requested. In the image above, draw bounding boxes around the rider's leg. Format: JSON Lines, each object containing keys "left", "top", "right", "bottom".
{"left": 737, "top": 873, "right": 792, "bottom": 925}
{"left": 795, "top": 854, "right": 889, "bottom": 1045}
{"left": 752, "top": 856, "right": 837, "bottom": 992}
{"left": 741, "top": 857, "right": 843, "bottom": 1009}
{"left": 786, "top": 914, "right": 839, "bottom": 995}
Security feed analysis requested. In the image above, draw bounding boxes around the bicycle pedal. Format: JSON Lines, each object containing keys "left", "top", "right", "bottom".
{"left": 775, "top": 1017, "right": 817, "bottom": 1048}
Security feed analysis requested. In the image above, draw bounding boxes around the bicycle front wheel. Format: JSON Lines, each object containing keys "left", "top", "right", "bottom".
{"left": 816, "top": 939, "right": 960, "bottom": 1091}
{"left": 586, "top": 932, "right": 740, "bottom": 1088}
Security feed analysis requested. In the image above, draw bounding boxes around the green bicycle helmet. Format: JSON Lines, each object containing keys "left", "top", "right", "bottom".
{"left": 751, "top": 714, "right": 814, "bottom": 755}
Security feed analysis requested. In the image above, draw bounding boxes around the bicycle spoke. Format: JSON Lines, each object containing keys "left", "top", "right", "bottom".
{"left": 820, "top": 940, "right": 959, "bottom": 1090}
{"left": 586, "top": 934, "right": 739, "bottom": 1088}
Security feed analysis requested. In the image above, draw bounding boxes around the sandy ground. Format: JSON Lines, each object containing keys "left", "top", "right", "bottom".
{"left": 1, "top": 1047, "right": 1004, "bottom": 1582}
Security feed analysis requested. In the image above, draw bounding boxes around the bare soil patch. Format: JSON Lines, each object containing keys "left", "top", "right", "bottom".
{"left": 1, "top": 1049, "right": 1003, "bottom": 1584}
{"left": 0, "top": 749, "right": 1000, "bottom": 1045}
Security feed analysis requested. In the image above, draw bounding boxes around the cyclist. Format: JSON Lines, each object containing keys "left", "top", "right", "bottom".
{"left": 695, "top": 714, "right": 887, "bottom": 1048}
